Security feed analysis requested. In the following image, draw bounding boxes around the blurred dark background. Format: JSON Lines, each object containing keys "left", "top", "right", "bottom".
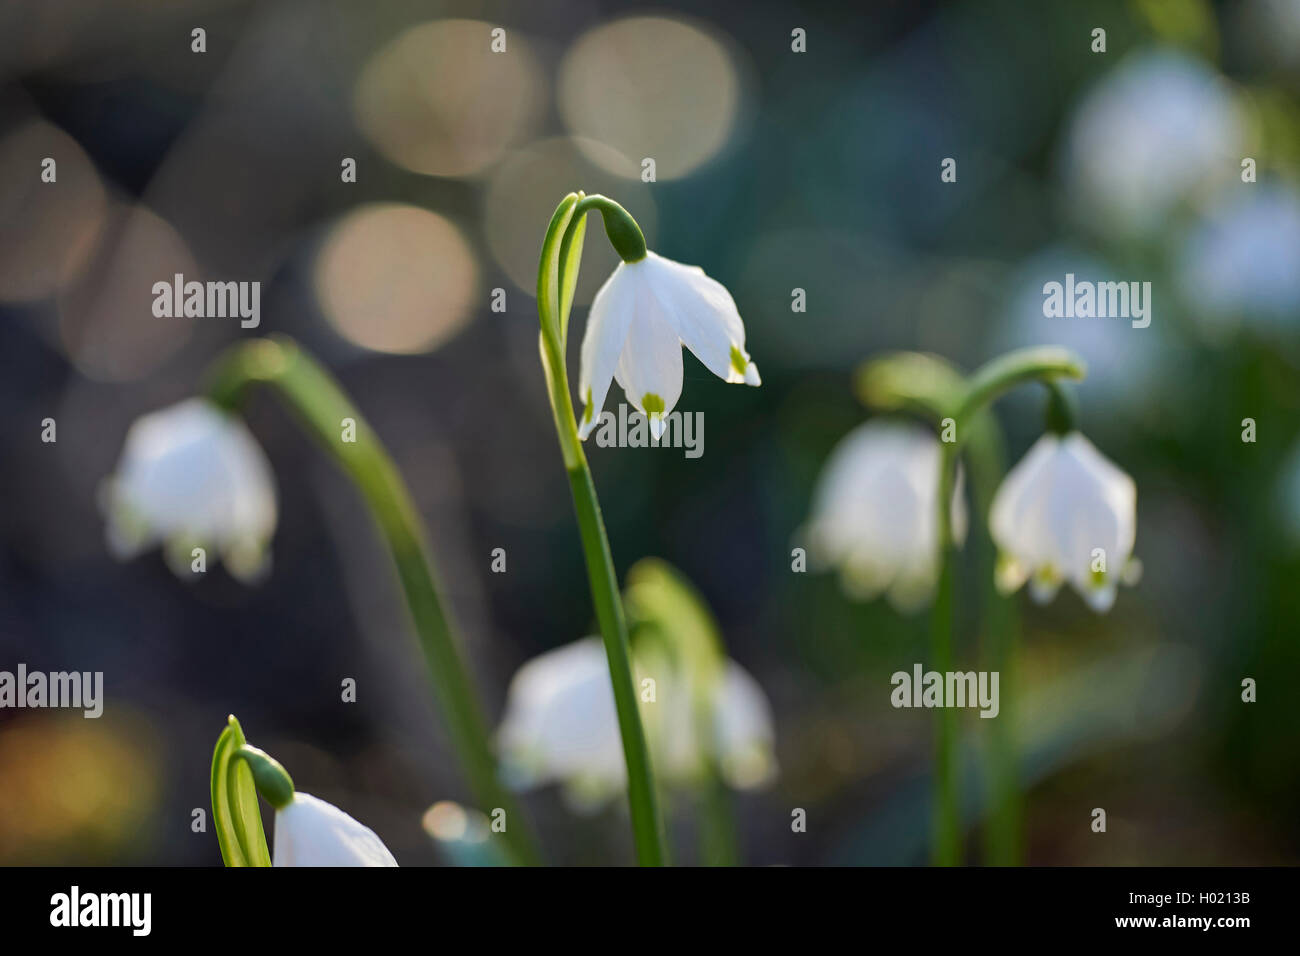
{"left": 1, "top": 0, "right": 1298, "bottom": 864}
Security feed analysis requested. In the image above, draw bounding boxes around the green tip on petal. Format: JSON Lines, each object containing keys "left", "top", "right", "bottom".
{"left": 642, "top": 393, "right": 665, "bottom": 415}
{"left": 729, "top": 346, "right": 748, "bottom": 377}
{"left": 582, "top": 389, "right": 593, "bottom": 425}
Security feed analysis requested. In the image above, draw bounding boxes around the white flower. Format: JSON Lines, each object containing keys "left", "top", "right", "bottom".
{"left": 990, "top": 432, "right": 1137, "bottom": 613}
{"left": 99, "top": 398, "right": 277, "bottom": 582}
{"left": 577, "top": 251, "right": 759, "bottom": 441}
{"left": 496, "top": 637, "right": 776, "bottom": 812}
{"left": 1175, "top": 183, "right": 1300, "bottom": 336}
{"left": 805, "top": 421, "right": 967, "bottom": 613}
{"left": 1061, "top": 50, "right": 1241, "bottom": 238}
{"left": 272, "top": 791, "right": 398, "bottom": 867}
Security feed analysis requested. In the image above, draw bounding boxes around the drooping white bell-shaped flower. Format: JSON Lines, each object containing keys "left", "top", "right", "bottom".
{"left": 496, "top": 637, "right": 776, "bottom": 812}
{"left": 99, "top": 398, "right": 277, "bottom": 582}
{"left": 577, "top": 251, "right": 760, "bottom": 441}
{"left": 990, "top": 431, "right": 1137, "bottom": 612}
{"left": 805, "top": 421, "right": 967, "bottom": 613}
{"left": 272, "top": 791, "right": 398, "bottom": 867}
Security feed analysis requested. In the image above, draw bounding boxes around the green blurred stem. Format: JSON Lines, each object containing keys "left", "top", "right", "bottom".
{"left": 963, "top": 418, "right": 1020, "bottom": 866}
{"left": 946, "top": 348, "right": 1085, "bottom": 865}
{"left": 860, "top": 349, "right": 1084, "bottom": 866}
{"left": 954, "top": 348, "right": 1086, "bottom": 426}
{"left": 930, "top": 438, "right": 960, "bottom": 866}
{"left": 538, "top": 194, "right": 668, "bottom": 866}
{"left": 205, "top": 337, "right": 541, "bottom": 866}
{"left": 688, "top": 651, "right": 736, "bottom": 865}
{"left": 626, "top": 559, "right": 739, "bottom": 865}
{"left": 697, "top": 756, "right": 739, "bottom": 866}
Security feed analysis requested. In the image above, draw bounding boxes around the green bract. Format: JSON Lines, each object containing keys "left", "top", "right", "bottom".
{"left": 210, "top": 715, "right": 271, "bottom": 867}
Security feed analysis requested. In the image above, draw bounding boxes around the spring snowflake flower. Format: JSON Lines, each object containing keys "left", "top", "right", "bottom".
{"left": 1176, "top": 183, "right": 1300, "bottom": 336}
{"left": 1062, "top": 49, "right": 1241, "bottom": 238}
{"left": 577, "top": 251, "right": 760, "bottom": 441}
{"left": 497, "top": 637, "right": 776, "bottom": 811}
{"left": 272, "top": 792, "right": 398, "bottom": 867}
{"left": 990, "top": 431, "right": 1137, "bottom": 612}
{"left": 100, "top": 398, "right": 277, "bottom": 582}
{"left": 806, "top": 421, "right": 967, "bottom": 612}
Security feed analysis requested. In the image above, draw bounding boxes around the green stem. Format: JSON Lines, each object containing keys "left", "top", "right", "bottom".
{"left": 566, "top": 459, "right": 668, "bottom": 865}
{"left": 686, "top": 641, "right": 735, "bottom": 866}
{"left": 860, "top": 348, "right": 1084, "bottom": 867}
{"left": 954, "top": 347, "right": 1086, "bottom": 428}
{"left": 205, "top": 337, "right": 541, "bottom": 866}
{"left": 930, "top": 440, "right": 960, "bottom": 866}
{"left": 537, "top": 194, "right": 668, "bottom": 866}
{"left": 572, "top": 195, "right": 646, "bottom": 264}
{"left": 697, "top": 758, "right": 739, "bottom": 866}
{"left": 625, "top": 559, "right": 737, "bottom": 865}
{"left": 947, "top": 348, "right": 1084, "bottom": 865}
{"left": 964, "top": 420, "right": 1021, "bottom": 866}
{"left": 1044, "top": 379, "right": 1079, "bottom": 436}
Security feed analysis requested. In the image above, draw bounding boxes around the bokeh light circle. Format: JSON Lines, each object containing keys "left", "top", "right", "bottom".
{"left": 315, "top": 203, "right": 479, "bottom": 355}
{"left": 354, "top": 19, "right": 546, "bottom": 178}
{"left": 0, "top": 120, "right": 106, "bottom": 302}
{"left": 57, "top": 204, "right": 197, "bottom": 383}
{"left": 558, "top": 16, "right": 741, "bottom": 180}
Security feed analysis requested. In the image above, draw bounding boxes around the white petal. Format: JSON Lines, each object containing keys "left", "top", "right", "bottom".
{"left": 496, "top": 638, "right": 626, "bottom": 794}
{"left": 989, "top": 434, "right": 1060, "bottom": 572}
{"left": 645, "top": 252, "right": 757, "bottom": 385}
{"left": 577, "top": 263, "right": 639, "bottom": 439}
{"left": 990, "top": 431, "right": 1137, "bottom": 611}
{"left": 713, "top": 661, "right": 777, "bottom": 790}
{"left": 1062, "top": 434, "right": 1137, "bottom": 555}
{"left": 273, "top": 792, "right": 398, "bottom": 867}
{"left": 101, "top": 399, "right": 277, "bottom": 579}
{"left": 1080, "top": 581, "right": 1118, "bottom": 613}
{"left": 613, "top": 288, "right": 684, "bottom": 436}
{"left": 807, "top": 421, "right": 953, "bottom": 611}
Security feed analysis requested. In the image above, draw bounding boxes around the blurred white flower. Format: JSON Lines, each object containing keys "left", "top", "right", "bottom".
{"left": 997, "top": 246, "right": 1167, "bottom": 412}
{"left": 990, "top": 432, "right": 1138, "bottom": 613}
{"left": 272, "top": 792, "right": 398, "bottom": 867}
{"left": 578, "top": 251, "right": 760, "bottom": 441}
{"left": 1175, "top": 183, "right": 1300, "bottom": 335}
{"left": 806, "top": 421, "right": 967, "bottom": 613}
{"left": 496, "top": 637, "right": 776, "bottom": 812}
{"left": 99, "top": 398, "right": 277, "bottom": 582}
{"left": 1061, "top": 49, "right": 1241, "bottom": 238}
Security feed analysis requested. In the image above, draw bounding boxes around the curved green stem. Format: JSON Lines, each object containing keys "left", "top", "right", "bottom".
{"left": 573, "top": 194, "right": 646, "bottom": 264}
{"left": 205, "top": 337, "right": 541, "bottom": 866}
{"left": 1044, "top": 379, "right": 1079, "bottom": 435}
{"left": 953, "top": 347, "right": 1086, "bottom": 429}
{"left": 235, "top": 744, "right": 295, "bottom": 810}
{"left": 537, "top": 194, "right": 668, "bottom": 866}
